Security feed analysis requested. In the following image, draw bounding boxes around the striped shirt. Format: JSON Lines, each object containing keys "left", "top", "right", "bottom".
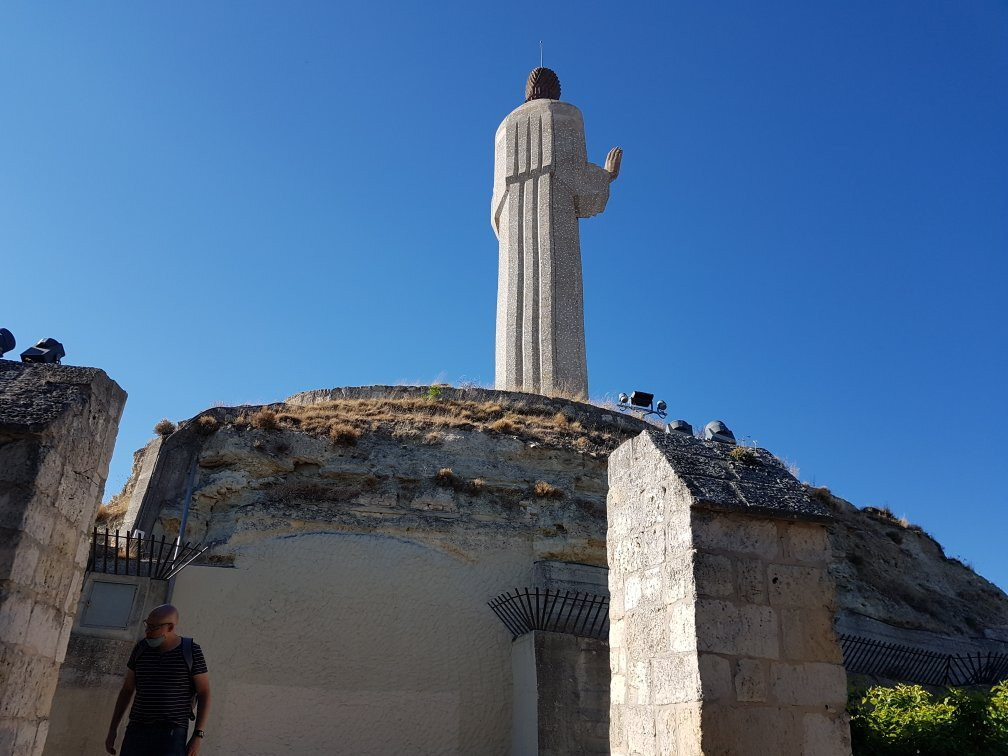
{"left": 127, "top": 640, "right": 208, "bottom": 726}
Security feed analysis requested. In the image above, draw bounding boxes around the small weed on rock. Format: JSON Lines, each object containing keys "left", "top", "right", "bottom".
{"left": 154, "top": 419, "right": 177, "bottom": 436}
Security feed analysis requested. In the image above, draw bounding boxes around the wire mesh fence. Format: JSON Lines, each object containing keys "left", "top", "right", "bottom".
{"left": 488, "top": 588, "right": 609, "bottom": 640}
{"left": 840, "top": 633, "right": 1008, "bottom": 687}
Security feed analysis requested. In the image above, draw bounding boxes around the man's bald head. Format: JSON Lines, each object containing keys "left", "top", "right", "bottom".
{"left": 148, "top": 604, "right": 179, "bottom": 625}
{"left": 142, "top": 604, "right": 181, "bottom": 648}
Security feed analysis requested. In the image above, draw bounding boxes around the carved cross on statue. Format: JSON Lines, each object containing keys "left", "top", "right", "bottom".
{"left": 491, "top": 67, "right": 621, "bottom": 399}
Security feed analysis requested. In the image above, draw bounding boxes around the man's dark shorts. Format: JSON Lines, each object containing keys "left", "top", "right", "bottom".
{"left": 120, "top": 721, "right": 188, "bottom": 756}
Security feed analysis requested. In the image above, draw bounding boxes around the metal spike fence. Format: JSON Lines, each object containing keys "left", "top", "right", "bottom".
{"left": 88, "top": 528, "right": 208, "bottom": 581}
{"left": 840, "top": 633, "right": 1008, "bottom": 687}
{"left": 488, "top": 588, "right": 609, "bottom": 640}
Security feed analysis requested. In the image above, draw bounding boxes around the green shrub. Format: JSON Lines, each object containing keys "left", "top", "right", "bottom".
{"left": 849, "top": 682, "right": 1008, "bottom": 755}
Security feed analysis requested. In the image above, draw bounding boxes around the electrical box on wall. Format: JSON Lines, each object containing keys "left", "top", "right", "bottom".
{"left": 79, "top": 580, "right": 138, "bottom": 630}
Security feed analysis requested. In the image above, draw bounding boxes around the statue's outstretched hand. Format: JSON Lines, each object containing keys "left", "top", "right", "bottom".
{"left": 605, "top": 146, "right": 623, "bottom": 182}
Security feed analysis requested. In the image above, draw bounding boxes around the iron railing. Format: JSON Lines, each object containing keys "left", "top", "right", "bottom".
{"left": 88, "top": 528, "right": 207, "bottom": 581}
{"left": 489, "top": 588, "right": 609, "bottom": 640}
{"left": 840, "top": 633, "right": 1008, "bottom": 687}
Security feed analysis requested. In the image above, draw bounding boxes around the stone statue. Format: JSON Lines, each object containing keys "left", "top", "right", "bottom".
{"left": 491, "top": 67, "right": 621, "bottom": 399}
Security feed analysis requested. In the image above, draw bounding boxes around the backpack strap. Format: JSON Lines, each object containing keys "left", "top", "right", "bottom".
{"left": 181, "top": 637, "right": 197, "bottom": 721}
{"left": 130, "top": 639, "right": 147, "bottom": 666}
{"left": 182, "top": 637, "right": 193, "bottom": 676}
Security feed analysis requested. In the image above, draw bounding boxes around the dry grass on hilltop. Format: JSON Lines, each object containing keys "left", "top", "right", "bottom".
{"left": 95, "top": 491, "right": 130, "bottom": 525}
{"left": 235, "top": 397, "right": 634, "bottom": 456}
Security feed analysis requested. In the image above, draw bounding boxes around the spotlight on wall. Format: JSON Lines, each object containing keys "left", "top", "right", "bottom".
{"left": 20, "top": 338, "right": 65, "bottom": 365}
{"left": 703, "top": 420, "right": 736, "bottom": 445}
{"left": 665, "top": 419, "right": 693, "bottom": 435}
{"left": 617, "top": 390, "right": 667, "bottom": 420}
{"left": 0, "top": 329, "right": 15, "bottom": 358}
{"left": 629, "top": 391, "right": 653, "bottom": 408}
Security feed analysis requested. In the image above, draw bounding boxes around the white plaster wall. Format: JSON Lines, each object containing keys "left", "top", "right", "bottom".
{"left": 171, "top": 532, "right": 528, "bottom": 755}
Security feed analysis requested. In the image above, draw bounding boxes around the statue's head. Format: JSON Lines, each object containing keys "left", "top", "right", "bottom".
{"left": 525, "top": 67, "right": 561, "bottom": 102}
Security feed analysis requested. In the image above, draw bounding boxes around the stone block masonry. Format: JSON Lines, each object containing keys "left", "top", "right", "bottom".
{"left": 0, "top": 360, "right": 126, "bottom": 755}
{"left": 608, "top": 430, "right": 851, "bottom": 755}
{"left": 512, "top": 631, "right": 610, "bottom": 755}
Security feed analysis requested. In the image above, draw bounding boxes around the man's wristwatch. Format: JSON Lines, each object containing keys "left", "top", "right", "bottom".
{"left": 194, "top": 730, "right": 205, "bottom": 738}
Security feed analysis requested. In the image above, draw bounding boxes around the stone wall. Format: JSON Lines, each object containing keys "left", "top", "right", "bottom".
{"left": 0, "top": 360, "right": 126, "bottom": 755}
{"left": 607, "top": 430, "right": 851, "bottom": 755}
{"left": 531, "top": 632, "right": 610, "bottom": 755}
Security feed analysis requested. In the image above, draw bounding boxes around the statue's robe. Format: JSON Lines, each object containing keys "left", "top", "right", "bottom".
{"left": 491, "top": 99, "right": 611, "bottom": 399}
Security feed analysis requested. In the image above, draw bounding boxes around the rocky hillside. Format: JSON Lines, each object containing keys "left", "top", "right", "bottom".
{"left": 103, "top": 386, "right": 1008, "bottom": 647}
{"left": 819, "top": 487, "right": 1008, "bottom": 643}
{"left": 105, "top": 388, "right": 650, "bottom": 568}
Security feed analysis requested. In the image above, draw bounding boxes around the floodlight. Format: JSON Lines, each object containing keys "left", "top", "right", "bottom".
{"left": 0, "top": 328, "right": 14, "bottom": 358}
{"left": 703, "top": 420, "right": 736, "bottom": 445}
{"left": 20, "top": 338, "right": 65, "bottom": 365}
{"left": 617, "top": 390, "right": 666, "bottom": 419}
{"left": 629, "top": 391, "right": 653, "bottom": 408}
{"left": 666, "top": 420, "right": 693, "bottom": 435}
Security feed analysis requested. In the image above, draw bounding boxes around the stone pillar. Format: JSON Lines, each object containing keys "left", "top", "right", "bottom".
{"left": 0, "top": 360, "right": 126, "bottom": 755}
{"left": 607, "top": 430, "right": 851, "bottom": 756}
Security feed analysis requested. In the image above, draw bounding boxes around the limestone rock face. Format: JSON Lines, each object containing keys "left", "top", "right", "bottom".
{"left": 821, "top": 489, "right": 1008, "bottom": 648}
{"left": 112, "top": 387, "right": 1008, "bottom": 646}
{"left": 122, "top": 387, "right": 646, "bottom": 566}
{"left": 172, "top": 419, "right": 614, "bottom": 566}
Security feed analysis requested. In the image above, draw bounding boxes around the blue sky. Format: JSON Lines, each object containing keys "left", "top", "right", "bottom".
{"left": 2, "top": 2, "right": 1006, "bottom": 589}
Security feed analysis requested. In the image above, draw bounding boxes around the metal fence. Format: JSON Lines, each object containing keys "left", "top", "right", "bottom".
{"left": 488, "top": 588, "right": 609, "bottom": 640}
{"left": 88, "top": 527, "right": 207, "bottom": 581}
{"left": 840, "top": 633, "right": 1008, "bottom": 687}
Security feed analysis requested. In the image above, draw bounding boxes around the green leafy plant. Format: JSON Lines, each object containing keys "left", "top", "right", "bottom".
{"left": 428, "top": 385, "right": 442, "bottom": 400}
{"left": 848, "top": 682, "right": 1008, "bottom": 755}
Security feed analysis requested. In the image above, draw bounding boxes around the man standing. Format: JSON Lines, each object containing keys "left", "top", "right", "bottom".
{"left": 105, "top": 604, "right": 211, "bottom": 756}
